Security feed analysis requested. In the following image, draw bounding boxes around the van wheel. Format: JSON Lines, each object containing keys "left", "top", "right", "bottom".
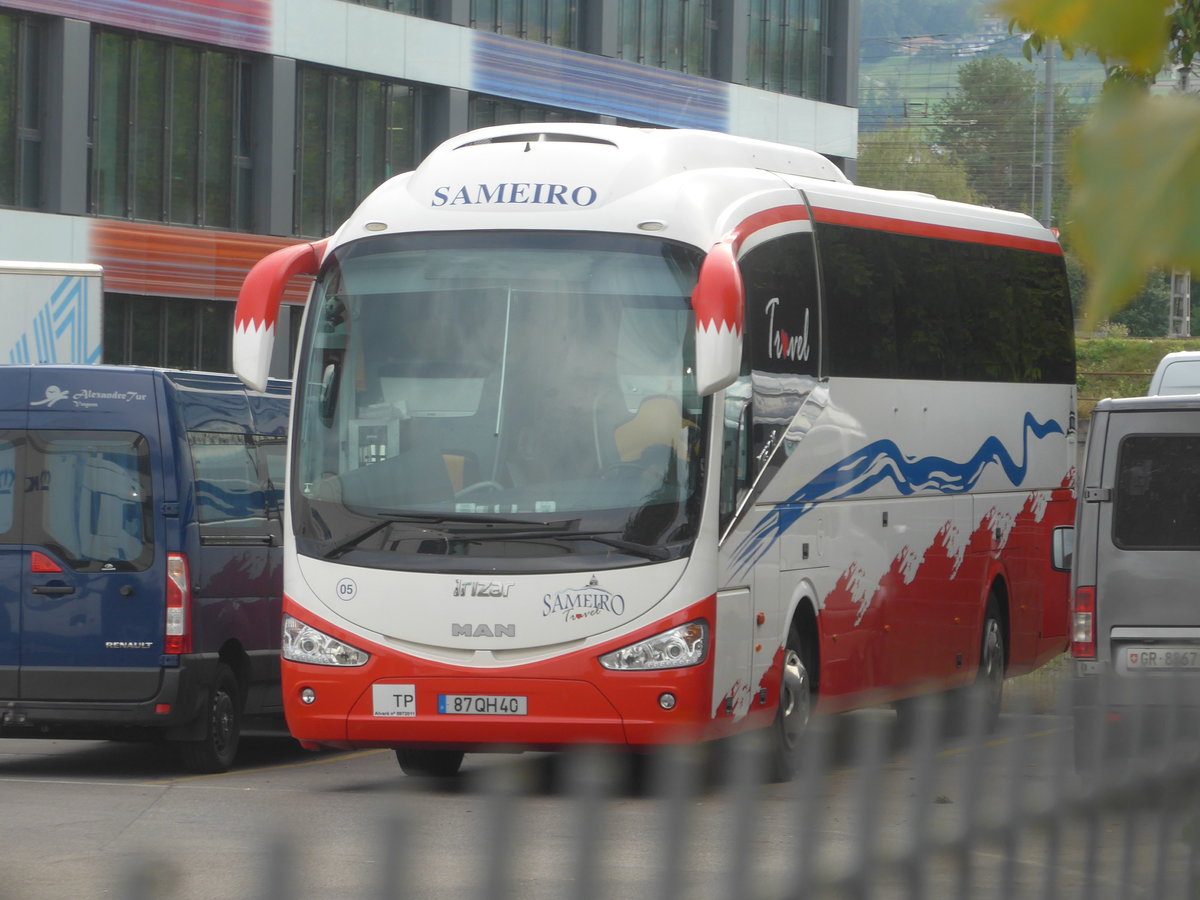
{"left": 180, "top": 664, "right": 241, "bottom": 774}
{"left": 395, "top": 748, "right": 465, "bottom": 777}
{"left": 768, "top": 625, "right": 812, "bottom": 782}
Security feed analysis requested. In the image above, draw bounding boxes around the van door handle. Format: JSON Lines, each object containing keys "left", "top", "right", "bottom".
{"left": 31, "top": 584, "right": 75, "bottom": 596}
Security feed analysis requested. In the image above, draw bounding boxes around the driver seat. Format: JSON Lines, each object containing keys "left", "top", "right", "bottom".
{"left": 613, "top": 395, "right": 685, "bottom": 463}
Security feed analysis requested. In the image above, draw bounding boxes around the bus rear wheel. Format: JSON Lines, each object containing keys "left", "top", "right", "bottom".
{"left": 395, "top": 748, "right": 465, "bottom": 777}
{"left": 974, "top": 598, "right": 1006, "bottom": 733}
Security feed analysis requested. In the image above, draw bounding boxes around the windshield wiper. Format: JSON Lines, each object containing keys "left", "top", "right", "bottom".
{"left": 322, "top": 513, "right": 575, "bottom": 558}
{"left": 322, "top": 513, "right": 449, "bottom": 559}
{"left": 548, "top": 530, "right": 674, "bottom": 561}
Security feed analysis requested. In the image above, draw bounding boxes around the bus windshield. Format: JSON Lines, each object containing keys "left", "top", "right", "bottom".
{"left": 292, "top": 231, "right": 706, "bottom": 570}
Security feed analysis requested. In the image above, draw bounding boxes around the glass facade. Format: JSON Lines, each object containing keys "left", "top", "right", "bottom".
{"left": 618, "top": 0, "right": 712, "bottom": 77}
{"left": 294, "top": 65, "right": 420, "bottom": 239}
{"left": 90, "top": 29, "right": 253, "bottom": 229}
{"left": 0, "top": 9, "right": 42, "bottom": 210}
{"left": 342, "top": 0, "right": 425, "bottom": 12}
{"left": 470, "top": 94, "right": 603, "bottom": 128}
{"left": 103, "top": 294, "right": 234, "bottom": 372}
{"left": 746, "top": 0, "right": 826, "bottom": 97}
{"left": 471, "top": 0, "right": 579, "bottom": 48}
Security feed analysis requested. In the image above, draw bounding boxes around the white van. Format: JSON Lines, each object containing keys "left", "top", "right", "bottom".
{"left": 1147, "top": 350, "right": 1200, "bottom": 396}
{"left": 1071, "top": 394, "right": 1200, "bottom": 767}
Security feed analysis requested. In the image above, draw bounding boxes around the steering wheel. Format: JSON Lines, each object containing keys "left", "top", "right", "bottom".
{"left": 455, "top": 480, "right": 504, "bottom": 499}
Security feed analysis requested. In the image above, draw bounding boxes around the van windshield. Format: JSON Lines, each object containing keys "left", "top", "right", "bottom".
{"left": 290, "top": 231, "right": 706, "bottom": 570}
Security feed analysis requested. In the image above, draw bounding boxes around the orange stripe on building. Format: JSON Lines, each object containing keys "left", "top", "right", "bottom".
{"left": 90, "top": 221, "right": 314, "bottom": 304}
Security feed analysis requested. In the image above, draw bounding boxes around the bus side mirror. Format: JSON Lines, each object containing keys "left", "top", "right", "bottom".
{"left": 234, "top": 239, "right": 328, "bottom": 392}
{"left": 691, "top": 239, "right": 743, "bottom": 397}
{"left": 1051, "top": 525, "right": 1074, "bottom": 573}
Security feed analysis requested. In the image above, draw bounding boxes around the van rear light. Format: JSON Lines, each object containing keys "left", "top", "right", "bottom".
{"left": 164, "top": 553, "right": 192, "bottom": 654}
{"left": 1071, "top": 586, "right": 1096, "bottom": 659}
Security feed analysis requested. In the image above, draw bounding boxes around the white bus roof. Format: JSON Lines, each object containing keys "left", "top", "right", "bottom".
{"left": 430, "top": 123, "right": 852, "bottom": 185}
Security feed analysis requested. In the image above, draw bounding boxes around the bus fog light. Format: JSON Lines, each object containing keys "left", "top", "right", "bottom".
{"left": 658, "top": 692, "right": 677, "bottom": 710}
{"left": 300, "top": 687, "right": 317, "bottom": 705}
{"left": 599, "top": 621, "right": 708, "bottom": 670}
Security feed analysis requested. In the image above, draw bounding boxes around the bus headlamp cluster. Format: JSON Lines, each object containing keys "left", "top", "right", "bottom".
{"left": 283, "top": 614, "right": 370, "bottom": 667}
{"left": 599, "top": 621, "right": 708, "bottom": 670}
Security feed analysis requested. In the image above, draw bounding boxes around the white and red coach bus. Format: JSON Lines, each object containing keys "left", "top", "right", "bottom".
{"left": 233, "top": 124, "right": 1076, "bottom": 777}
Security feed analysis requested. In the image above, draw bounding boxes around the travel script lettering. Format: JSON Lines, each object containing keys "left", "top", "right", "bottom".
{"left": 764, "top": 297, "right": 811, "bottom": 363}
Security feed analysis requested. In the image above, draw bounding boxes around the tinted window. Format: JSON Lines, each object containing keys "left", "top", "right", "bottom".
{"left": 189, "top": 431, "right": 278, "bottom": 544}
{"left": 1114, "top": 435, "right": 1200, "bottom": 550}
{"left": 32, "top": 432, "right": 153, "bottom": 571}
{"left": 0, "top": 440, "right": 15, "bottom": 536}
{"left": 817, "top": 224, "right": 1075, "bottom": 384}
{"left": 721, "top": 233, "right": 823, "bottom": 534}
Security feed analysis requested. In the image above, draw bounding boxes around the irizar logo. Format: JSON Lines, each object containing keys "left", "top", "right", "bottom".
{"left": 451, "top": 623, "right": 516, "bottom": 638}
{"left": 453, "top": 579, "right": 514, "bottom": 598}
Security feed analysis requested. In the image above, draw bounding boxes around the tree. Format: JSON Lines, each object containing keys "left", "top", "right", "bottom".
{"left": 855, "top": 127, "right": 978, "bottom": 203}
{"left": 1002, "top": 0, "right": 1200, "bottom": 326}
{"left": 934, "top": 56, "right": 1037, "bottom": 212}
{"left": 932, "top": 55, "right": 1084, "bottom": 219}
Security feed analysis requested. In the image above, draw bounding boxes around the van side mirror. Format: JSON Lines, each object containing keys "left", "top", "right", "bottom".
{"left": 691, "top": 239, "right": 743, "bottom": 396}
{"left": 1051, "top": 525, "right": 1074, "bottom": 573}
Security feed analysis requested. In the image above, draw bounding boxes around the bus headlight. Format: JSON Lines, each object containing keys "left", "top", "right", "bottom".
{"left": 283, "top": 614, "right": 370, "bottom": 667}
{"left": 599, "top": 621, "right": 708, "bottom": 670}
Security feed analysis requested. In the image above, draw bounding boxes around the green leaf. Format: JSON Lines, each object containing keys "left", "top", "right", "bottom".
{"left": 1000, "top": 0, "right": 1173, "bottom": 71}
{"left": 1069, "top": 94, "right": 1200, "bottom": 326}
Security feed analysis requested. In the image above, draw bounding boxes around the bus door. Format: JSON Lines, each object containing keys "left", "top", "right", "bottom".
{"left": 10, "top": 376, "right": 162, "bottom": 702}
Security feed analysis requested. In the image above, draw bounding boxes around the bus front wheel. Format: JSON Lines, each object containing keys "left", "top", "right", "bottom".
{"left": 395, "top": 748, "right": 465, "bottom": 778}
{"left": 768, "top": 625, "right": 812, "bottom": 782}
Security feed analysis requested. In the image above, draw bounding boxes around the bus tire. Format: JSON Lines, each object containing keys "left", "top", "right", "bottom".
{"left": 395, "top": 748, "right": 465, "bottom": 778}
{"left": 973, "top": 596, "right": 1006, "bottom": 734}
{"left": 768, "top": 625, "right": 812, "bottom": 782}
{"left": 179, "top": 663, "right": 242, "bottom": 774}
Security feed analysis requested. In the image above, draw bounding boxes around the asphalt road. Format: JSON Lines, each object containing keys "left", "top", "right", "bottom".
{"left": 0, "top": 709, "right": 1183, "bottom": 900}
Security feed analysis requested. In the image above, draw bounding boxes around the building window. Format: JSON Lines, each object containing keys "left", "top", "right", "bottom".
{"left": 618, "top": 0, "right": 712, "bottom": 77}
{"left": 341, "top": 0, "right": 424, "bottom": 12}
{"left": 471, "top": 0, "right": 578, "bottom": 48}
{"left": 90, "top": 30, "right": 253, "bottom": 230}
{"left": 469, "top": 95, "right": 602, "bottom": 128}
{"left": 0, "top": 10, "right": 43, "bottom": 210}
{"left": 103, "top": 294, "right": 234, "bottom": 372}
{"left": 746, "top": 0, "right": 825, "bottom": 98}
{"left": 295, "top": 66, "right": 419, "bottom": 239}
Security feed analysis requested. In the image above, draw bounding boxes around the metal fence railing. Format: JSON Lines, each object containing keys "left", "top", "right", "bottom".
{"left": 114, "top": 679, "right": 1200, "bottom": 900}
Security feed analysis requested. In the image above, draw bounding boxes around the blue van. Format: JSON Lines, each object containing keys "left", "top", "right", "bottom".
{"left": 0, "top": 365, "right": 289, "bottom": 772}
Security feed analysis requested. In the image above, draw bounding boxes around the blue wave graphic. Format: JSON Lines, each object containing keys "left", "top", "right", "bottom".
{"left": 730, "top": 412, "right": 1064, "bottom": 578}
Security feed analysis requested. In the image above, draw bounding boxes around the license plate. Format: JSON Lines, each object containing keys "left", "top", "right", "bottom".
{"left": 438, "top": 694, "right": 527, "bottom": 715}
{"left": 1121, "top": 647, "right": 1200, "bottom": 672}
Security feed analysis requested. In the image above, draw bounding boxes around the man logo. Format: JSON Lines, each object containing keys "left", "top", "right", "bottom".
{"left": 452, "top": 623, "right": 516, "bottom": 638}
